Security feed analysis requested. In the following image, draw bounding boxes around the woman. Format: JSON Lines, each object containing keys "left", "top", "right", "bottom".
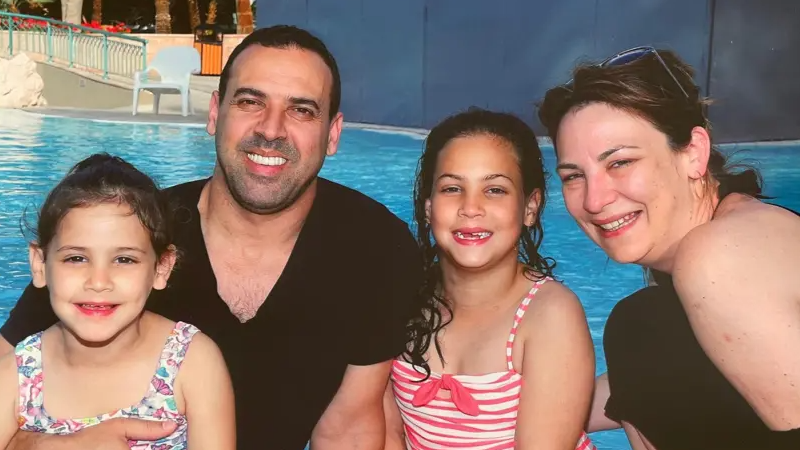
{"left": 537, "top": 47, "right": 800, "bottom": 449}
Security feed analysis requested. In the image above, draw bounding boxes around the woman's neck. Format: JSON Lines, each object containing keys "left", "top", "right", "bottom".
{"left": 650, "top": 187, "right": 721, "bottom": 274}
{"left": 55, "top": 314, "right": 148, "bottom": 368}
{"left": 439, "top": 254, "right": 525, "bottom": 312}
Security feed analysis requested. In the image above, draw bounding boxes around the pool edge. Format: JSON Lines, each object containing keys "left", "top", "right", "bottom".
{"left": 8, "top": 108, "right": 800, "bottom": 147}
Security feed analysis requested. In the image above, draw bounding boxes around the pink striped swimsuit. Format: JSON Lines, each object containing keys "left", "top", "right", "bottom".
{"left": 391, "top": 277, "right": 596, "bottom": 450}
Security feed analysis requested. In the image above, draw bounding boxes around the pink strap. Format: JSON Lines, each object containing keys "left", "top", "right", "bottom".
{"left": 506, "top": 277, "right": 550, "bottom": 370}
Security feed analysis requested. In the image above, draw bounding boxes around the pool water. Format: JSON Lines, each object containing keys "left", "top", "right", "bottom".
{"left": 1, "top": 110, "right": 799, "bottom": 449}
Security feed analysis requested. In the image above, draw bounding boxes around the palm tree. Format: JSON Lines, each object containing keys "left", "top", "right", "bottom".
{"left": 155, "top": 0, "right": 171, "bottom": 33}
{"left": 91, "top": 0, "right": 101, "bottom": 23}
{"left": 187, "top": 0, "right": 200, "bottom": 31}
{"left": 236, "top": 0, "right": 253, "bottom": 34}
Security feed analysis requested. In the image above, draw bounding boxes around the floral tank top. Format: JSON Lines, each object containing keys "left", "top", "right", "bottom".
{"left": 15, "top": 321, "right": 200, "bottom": 449}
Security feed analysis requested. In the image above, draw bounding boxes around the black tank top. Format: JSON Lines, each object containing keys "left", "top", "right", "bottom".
{"left": 603, "top": 204, "right": 800, "bottom": 449}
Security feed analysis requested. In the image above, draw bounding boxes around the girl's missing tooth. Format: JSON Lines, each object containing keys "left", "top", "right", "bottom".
{"left": 0, "top": 153, "right": 235, "bottom": 449}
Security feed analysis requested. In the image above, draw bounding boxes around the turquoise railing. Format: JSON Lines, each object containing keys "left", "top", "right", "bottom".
{"left": 0, "top": 12, "right": 147, "bottom": 80}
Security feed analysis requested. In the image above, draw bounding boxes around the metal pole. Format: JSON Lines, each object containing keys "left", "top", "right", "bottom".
{"left": 102, "top": 34, "right": 109, "bottom": 78}
{"left": 46, "top": 23, "right": 53, "bottom": 62}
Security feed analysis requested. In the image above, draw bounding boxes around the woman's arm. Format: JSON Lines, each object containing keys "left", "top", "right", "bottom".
{"left": 383, "top": 379, "right": 406, "bottom": 450}
{"left": 673, "top": 205, "right": 800, "bottom": 430}
{"left": 177, "top": 333, "right": 236, "bottom": 449}
{"left": 586, "top": 372, "right": 621, "bottom": 432}
{"left": 622, "top": 422, "right": 658, "bottom": 450}
{"left": 515, "top": 285, "right": 595, "bottom": 450}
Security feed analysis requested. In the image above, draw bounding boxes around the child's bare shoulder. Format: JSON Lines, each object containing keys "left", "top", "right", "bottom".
{"left": 184, "top": 331, "right": 221, "bottom": 360}
{"left": 144, "top": 313, "right": 223, "bottom": 371}
{"left": 176, "top": 329, "right": 225, "bottom": 379}
{"left": 520, "top": 278, "right": 587, "bottom": 331}
{"left": 173, "top": 329, "right": 228, "bottom": 404}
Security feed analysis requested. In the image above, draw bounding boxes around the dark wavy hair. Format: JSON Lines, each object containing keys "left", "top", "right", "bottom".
{"left": 24, "top": 153, "right": 175, "bottom": 261}
{"left": 402, "top": 107, "right": 556, "bottom": 379}
{"left": 538, "top": 48, "right": 765, "bottom": 202}
{"left": 537, "top": 48, "right": 767, "bottom": 285}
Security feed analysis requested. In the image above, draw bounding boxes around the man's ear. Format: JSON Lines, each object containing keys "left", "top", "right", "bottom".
{"left": 153, "top": 245, "right": 177, "bottom": 291}
{"left": 28, "top": 243, "right": 47, "bottom": 288}
{"left": 326, "top": 112, "right": 344, "bottom": 157}
{"left": 207, "top": 91, "right": 221, "bottom": 137}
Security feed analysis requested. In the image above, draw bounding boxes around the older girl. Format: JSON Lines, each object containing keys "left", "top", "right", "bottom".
{"left": 385, "top": 108, "right": 596, "bottom": 450}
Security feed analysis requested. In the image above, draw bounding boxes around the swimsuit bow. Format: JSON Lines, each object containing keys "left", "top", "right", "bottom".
{"left": 411, "top": 373, "right": 481, "bottom": 416}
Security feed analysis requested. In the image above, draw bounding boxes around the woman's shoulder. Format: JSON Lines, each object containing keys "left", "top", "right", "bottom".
{"left": 673, "top": 196, "right": 800, "bottom": 307}
{"left": 677, "top": 196, "right": 799, "bottom": 268}
{"left": 715, "top": 194, "right": 799, "bottom": 224}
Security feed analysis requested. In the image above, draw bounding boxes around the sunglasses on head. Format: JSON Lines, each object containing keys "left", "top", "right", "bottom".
{"left": 566, "top": 46, "right": 689, "bottom": 98}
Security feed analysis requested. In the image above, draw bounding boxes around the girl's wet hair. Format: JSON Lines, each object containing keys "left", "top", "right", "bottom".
{"left": 24, "top": 153, "right": 174, "bottom": 259}
{"left": 403, "top": 107, "right": 556, "bottom": 379}
{"left": 537, "top": 48, "right": 765, "bottom": 201}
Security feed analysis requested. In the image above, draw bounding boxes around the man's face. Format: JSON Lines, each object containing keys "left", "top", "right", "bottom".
{"left": 207, "top": 45, "right": 343, "bottom": 214}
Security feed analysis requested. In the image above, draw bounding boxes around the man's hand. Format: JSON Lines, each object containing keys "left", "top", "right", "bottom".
{"left": 6, "top": 418, "right": 177, "bottom": 450}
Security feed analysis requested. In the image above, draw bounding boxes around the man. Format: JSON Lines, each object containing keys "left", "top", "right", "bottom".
{"left": 0, "top": 25, "right": 423, "bottom": 450}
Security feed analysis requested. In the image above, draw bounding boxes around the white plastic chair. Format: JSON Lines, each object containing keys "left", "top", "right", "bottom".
{"left": 132, "top": 46, "right": 201, "bottom": 117}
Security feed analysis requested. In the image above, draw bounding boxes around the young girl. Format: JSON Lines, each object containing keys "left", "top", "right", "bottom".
{"left": 385, "top": 108, "right": 596, "bottom": 449}
{"left": 0, "top": 153, "right": 236, "bottom": 449}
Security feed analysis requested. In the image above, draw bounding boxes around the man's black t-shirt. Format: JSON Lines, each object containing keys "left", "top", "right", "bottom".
{"left": 0, "top": 177, "right": 423, "bottom": 450}
{"left": 604, "top": 282, "right": 800, "bottom": 449}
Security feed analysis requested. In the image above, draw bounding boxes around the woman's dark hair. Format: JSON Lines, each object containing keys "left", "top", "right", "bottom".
{"left": 537, "top": 49, "right": 767, "bottom": 286}
{"left": 402, "top": 107, "right": 556, "bottom": 379}
{"left": 25, "top": 153, "right": 174, "bottom": 260}
{"left": 537, "top": 48, "right": 765, "bottom": 201}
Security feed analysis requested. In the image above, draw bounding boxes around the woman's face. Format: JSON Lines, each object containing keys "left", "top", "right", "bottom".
{"left": 554, "top": 102, "right": 706, "bottom": 268}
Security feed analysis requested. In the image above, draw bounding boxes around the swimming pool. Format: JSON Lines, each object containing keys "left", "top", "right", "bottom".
{"left": 0, "top": 109, "right": 798, "bottom": 449}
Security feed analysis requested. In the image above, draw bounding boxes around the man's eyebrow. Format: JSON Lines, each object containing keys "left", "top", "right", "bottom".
{"left": 232, "top": 87, "right": 267, "bottom": 99}
{"left": 288, "top": 97, "right": 321, "bottom": 111}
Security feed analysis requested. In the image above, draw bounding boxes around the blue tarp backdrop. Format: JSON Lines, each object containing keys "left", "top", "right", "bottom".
{"left": 255, "top": 0, "right": 799, "bottom": 143}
